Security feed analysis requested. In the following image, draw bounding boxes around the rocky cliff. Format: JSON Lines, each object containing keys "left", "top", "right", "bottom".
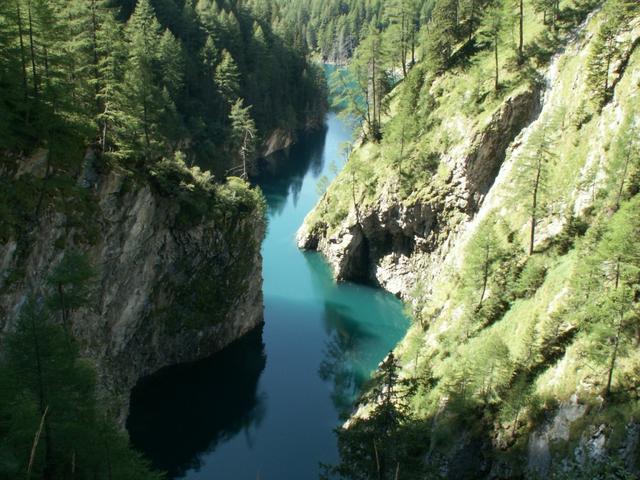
{"left": 0, "top": 154, "right": 265, "bottom": 421}
{"left": 299, "top": 4, "right": 640, "bottom": 477}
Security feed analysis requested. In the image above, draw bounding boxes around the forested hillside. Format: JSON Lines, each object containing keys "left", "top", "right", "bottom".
{"left": 0, "top": 0, "right": 324, "bottom": 478}
{"left": 299, "top": 0, "right": 640, "bottom": 477}
{"left": 250, "top": 0, "right": 433, "bottom": 65}
{"left": 0, "top": 0, "right": 327, "bottom": 172}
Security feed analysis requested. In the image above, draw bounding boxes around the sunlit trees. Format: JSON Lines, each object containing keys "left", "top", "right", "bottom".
{"left": 512, "top": 117, "right": 557, "bottom": 255}
{"left": 229, "top": 99, "right": 257, "bottom": 178}
{"left": 461, "top": 215, "right": 505, "bottom": 309}
{"left": 482, "top": 0, "right": 508, "bottom": 91}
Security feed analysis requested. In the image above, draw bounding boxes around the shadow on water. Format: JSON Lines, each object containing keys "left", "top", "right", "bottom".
{"left": 318, "top": 300, "right": 377, "bottom": 418}
{"left": 127, "top": 326, "right": 267, "bottom": 478}
{"left": 302, "top": 253, "right": 399, "bottom": 419}
{"left": 251, "top": 124, "right": 328, "bottom": 214}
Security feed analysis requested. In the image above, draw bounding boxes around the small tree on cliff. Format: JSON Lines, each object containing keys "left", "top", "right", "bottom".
{"left": 229, "top": 98, "right": 257, "bottom": 179}
{"left": 461, "top": 214, "right": 504, "bottom": 310}
{"left": 46, "top": 250, "right": 95, "bottom": 340}
{"left": 512, "top": 116, "right": 557, "bottom": 255}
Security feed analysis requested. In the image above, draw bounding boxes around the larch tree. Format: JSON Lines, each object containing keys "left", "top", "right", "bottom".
{"left": 122, "top": 0, "right": 164, "bottom": 161}
{"left": 482, "top": 0, "right": 507, "bottom": 91}
{"left": 608, "top": 110, "right": 640, "bottom": 209}
{"left": 513, "top": 117, "right": 557, "bottom": 255}
{"left": 229, "top": 98, "right": 257, "bottom": 179}
{"left": 461, "top": 215, "right": 504, "bottom": 310}
{"left": 215, "top": 49, "right": 241, "bottom": 105}
{"left": 424, "top": 0, "right": 458, "bottom": 72}
{"left": 46, "top": 250, "right": 95, "bottom": 341}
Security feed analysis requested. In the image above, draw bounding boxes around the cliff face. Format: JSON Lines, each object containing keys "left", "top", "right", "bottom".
{"left": 299, "top": 7, "right": 640, "bottom": 477}
{"left": 0, "top": 157, "right": 265, "bottom": 420}
{"left": 298, "top": 87, "right": 540, "bottom": 295}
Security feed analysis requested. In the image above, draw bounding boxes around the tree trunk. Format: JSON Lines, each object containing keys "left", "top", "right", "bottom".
{"left": 91, "top": 0, "right": 101, "bottom": 116}
{"left": 494, "top": 37, "right": 499, "bottom": 91}
{"left": 27, "top": 305, "right": 53, "bottom": 480}
{"left": 27, "top": 0, "right": 39, "bottom": 101}
{"left": 519, "top": 0, "right": 524, "bottom": 61}
{"left": 479, "top": 246, "right": 490, "bottom": 308}
{"left": 615, "top": 152, "right": 631, "bottom": 209}
{"left": 58, "top": 283, "right": 69, "bottom": 338}
{"left": 605, "top": 310, "right": 624, "bottom": 400}
{"left": 529, "top": 163, "right": 542, "bottom": 255}
{"left": 16, "top": 0, "right": 29, "bottom": 102}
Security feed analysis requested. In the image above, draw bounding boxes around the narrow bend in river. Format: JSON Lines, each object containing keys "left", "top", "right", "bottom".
{"left": 127, "top": 108, "right": 410, "bottom": 479}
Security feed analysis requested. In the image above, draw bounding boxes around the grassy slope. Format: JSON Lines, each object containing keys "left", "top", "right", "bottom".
{"left": 311, "top": 0, "right": 640, "bottom": 473}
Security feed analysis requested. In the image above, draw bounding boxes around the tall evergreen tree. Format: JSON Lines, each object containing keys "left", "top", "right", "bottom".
{"left": 229, "top": 98, "right": 257, "bottom": 178}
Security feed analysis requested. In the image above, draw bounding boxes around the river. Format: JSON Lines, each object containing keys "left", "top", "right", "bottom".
{"left": 127, "top": 111, "right": 410, "bottom": 479}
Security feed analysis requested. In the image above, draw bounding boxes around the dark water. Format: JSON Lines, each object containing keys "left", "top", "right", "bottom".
{"left": 127, "top": 112, "right": 410, "bottom": 479}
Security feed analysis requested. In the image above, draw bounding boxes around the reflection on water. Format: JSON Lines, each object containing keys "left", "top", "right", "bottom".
{"left": 127, "top": 327, "right": 266, "bottom": 478}
{"left": 255, "top": 124, "right": 328, "bottom": 215}
{"left": 318, "top": 303, "right": 375, "bottom": 417}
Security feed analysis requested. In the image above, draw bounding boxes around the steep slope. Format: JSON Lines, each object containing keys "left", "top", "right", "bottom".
{"left": 0, "top": 153, "right": 265, "bottom": 422}
{"left": 300, "top": 2, "right": 640, "bottom": 477}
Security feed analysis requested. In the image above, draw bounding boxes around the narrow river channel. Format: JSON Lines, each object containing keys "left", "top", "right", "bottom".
{"left": 127, "top": 110, "right": 410, "bottom": 479}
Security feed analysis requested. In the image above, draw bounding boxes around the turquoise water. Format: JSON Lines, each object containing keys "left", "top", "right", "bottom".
{"left": 128, "top": 112, "right": 410, "bottom": 479}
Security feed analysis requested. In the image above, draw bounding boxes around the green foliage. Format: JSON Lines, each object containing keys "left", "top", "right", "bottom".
{"left": 511, "top": 114, "right": 559, "bottom": 254}
{"left": 515, "top": 255, "right": 548, "bottom": 298}
{"left": 585, "top": 0, "right": 640, "bottom": 110}
{"left": 0, "top": 0, "right": 327, "bottom": 170}
{"left": 46, "top": 250, "right": 96, "bottom": 338}
{"left": 606, "top": 109, "right": 640, "bottom": 209}
{"left": 460, "top": 215, "right": 506, "bottom": 309}
{"left": 327, "top": 353, "right": 430, "bottom": 480}
{"left": 229, "top": 99, "right": 258, "bottom": 178}
{"left": 0, "top": 297, "right": 161, "bottom": 480}
{"left": 572, "top": 196, "right": 640, "bottom": 398}
{"left": 270, "top": 0, "right": 431, "bottom": 64}
{"left": 306, "top": 0, "right": 639, "bottom": 477}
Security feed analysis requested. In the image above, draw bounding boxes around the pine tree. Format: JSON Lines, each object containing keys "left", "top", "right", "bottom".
{"left": 215, "top": 49, "right": 241, "bottom": 105}
{"left": 346, "top": 24, "right": 387, "bottom": 141}
{"left": 96, "top": 10, "right": 127, "bottom": 154}
{"left": 46, "top": 250, "right": 95, "bottom": 340}
{"left": 0, "top": 297, "right": 162, "bottom": 480}
{"left": 424, "top": 0, "right": 458, "bottom": 72}
{"left": 482, "top": 0, "right": 507, "bottom": 91}
{"left": 158, "top": 29, "right": 185, "bottom": 102}
{"left": 586, "top": 19, "right": 619, "bottom": 110}
{"left": 229, "top": 98, "right": 257, "bottom": 178}
{"left": 512, "top": 117, "right": 557, "bottom": 255}
{"left": 608, "top": 110, "right": 640, "bottom": 209}
{"left": 461, "top": 215, "right": 504, "bottom": 309}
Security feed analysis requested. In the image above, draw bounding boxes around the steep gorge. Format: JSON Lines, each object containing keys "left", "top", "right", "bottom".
{"left": 299, "top": 5, "right": 640, "bottom": 476}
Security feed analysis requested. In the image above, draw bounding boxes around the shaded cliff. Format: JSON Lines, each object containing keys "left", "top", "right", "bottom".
{"left": 0, "top": 153, "right": 265, "bottom": 420}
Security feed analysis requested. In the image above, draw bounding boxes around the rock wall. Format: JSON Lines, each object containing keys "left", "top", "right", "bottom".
{"left": 0, "top": 161, "right": 265, "bottom": 421}
{"left": 298, "top": 87, "right": 541, "bottom": 297}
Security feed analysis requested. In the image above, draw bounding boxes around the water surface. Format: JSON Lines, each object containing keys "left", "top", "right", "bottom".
{"left": 128, "top": 112, "right": 409, "bottom": 479}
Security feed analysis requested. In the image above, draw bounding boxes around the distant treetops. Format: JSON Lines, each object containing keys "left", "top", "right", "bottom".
{"left": 0, "top": 0, "right": 327, "bottom": 172}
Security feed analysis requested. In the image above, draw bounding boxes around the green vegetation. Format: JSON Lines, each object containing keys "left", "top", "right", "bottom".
{"left": 0, "top": 254, "right": 159, "bottom": 480}
{"left": 0, "top": 0, "right": 322, "bottom": 244}
{"left": 0, "top": 0, "right": 327, "bottom": 168}
{"left": 267, "top": 0, "right": 432, "bottom": 64}
{"left": 305, "top": 0, "right": 640, "bottom": 477}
